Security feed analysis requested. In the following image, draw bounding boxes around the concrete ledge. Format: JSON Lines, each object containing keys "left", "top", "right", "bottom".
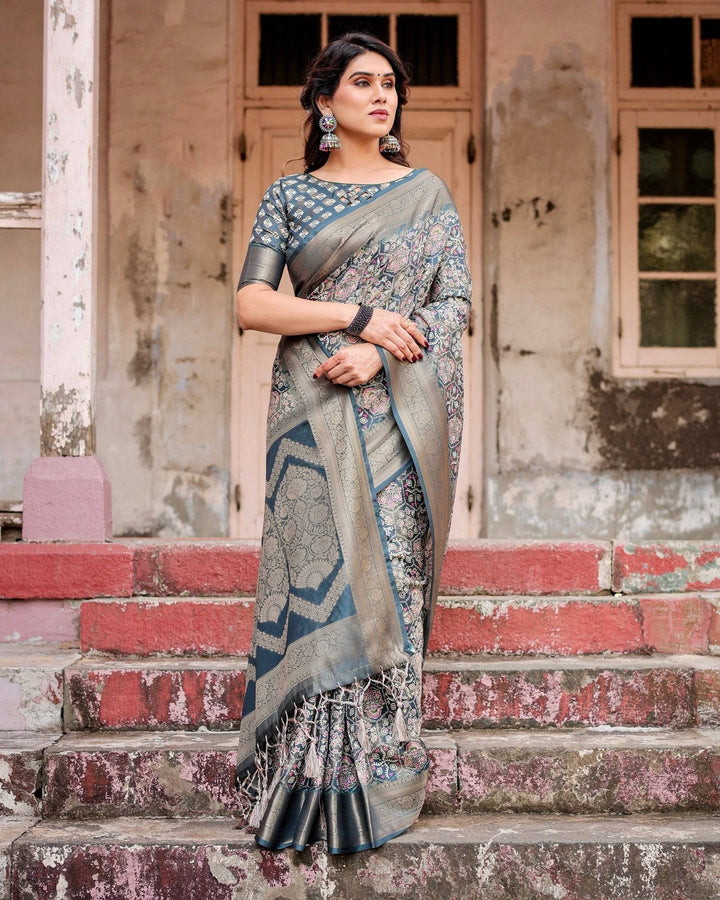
{"left": 132, "top": 540, "right": 261, "bottom": 597}
{"left": 62, "top": 653, "right": 720, "bottom": 731}
{"left": 0, "top": 818, "right": 37, "bottom": 900}
{"left": 0, "top": 646, "right": 81, "bottom": 732}
{"left": 0, "top": 544, "right": 133, "bottom": 600}
{"left": 614, "top": 542, "right": 720, "bottom": 594}
{"left": 442, "top": 541, "right": 612, "bottom": 596}
{"left": 0, "top": 733, "right": 61, "bottom": 817}
{"left": 64, "top": 657, "right": 248, "bottom": 731}
{"left": 41, "top": 728, "right": 720, "bottom": 821}
{"left": 11, "top": 813, "right": 720, "bottom": 899}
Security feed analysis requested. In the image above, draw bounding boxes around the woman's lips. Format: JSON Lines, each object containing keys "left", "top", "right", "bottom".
{"left": 370, "top": 110, "right": 389, "bottom": 119}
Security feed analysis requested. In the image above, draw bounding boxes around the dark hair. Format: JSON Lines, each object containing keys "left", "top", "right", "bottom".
{"left": 299, "top": 33, "right": 411, "bottom": 173}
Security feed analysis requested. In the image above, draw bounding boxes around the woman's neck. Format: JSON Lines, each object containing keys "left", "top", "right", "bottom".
{"left": 314, "top": 134, "right": 406, "bottom": 182}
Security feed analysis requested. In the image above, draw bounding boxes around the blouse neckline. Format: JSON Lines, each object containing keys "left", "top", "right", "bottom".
{"left": 305, "top": 167, "right": 422, "bottom": 188}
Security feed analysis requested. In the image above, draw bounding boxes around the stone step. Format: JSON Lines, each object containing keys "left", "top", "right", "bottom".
{"left": 0, "top": 734, "right": 59, "bottom": 818}
{"left": 78, "top": 592, "right": 720, "bottom": 657}
{"left": 63, "top": 653, "right": 720, "bottom": 731}
{"left": 41, "top": 727, "right": 720, "bottom": 821}
{"left": 0, "top": 599, "right": 79, "bottom": 646}
{"left": 4, "top": 540, "right": 720, "bottom": 602}
{"left": 0, "top": 646, "right": 80, "bottom": 732}
{"left": 0, "top": 818, "right": 36, "bottom": 900}
{"left": 10, "top": 813, "right": 720, "bottom": 898}
{"left": 1, "top": 539, "right": 615, "bottom": 599}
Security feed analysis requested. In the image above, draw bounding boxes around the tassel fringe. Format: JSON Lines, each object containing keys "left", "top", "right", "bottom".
{"left": 236, "top": 658, "right": 415, "bottom": 829}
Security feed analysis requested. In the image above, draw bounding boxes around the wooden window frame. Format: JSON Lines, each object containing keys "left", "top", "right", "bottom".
{"left": 244, "top": 1, "right": 472, "bottom": 104}
{"left": 613, "top": 1, "right": 720, "bottom": 378}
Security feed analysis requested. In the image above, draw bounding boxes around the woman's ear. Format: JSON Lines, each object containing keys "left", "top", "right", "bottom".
{"left": 316, "top": 96, "right": 332, "bottom": 115}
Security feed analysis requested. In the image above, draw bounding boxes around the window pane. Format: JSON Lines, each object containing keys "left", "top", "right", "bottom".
{"left": 259, "top": 15, "right": 320, "bottom": 85}
{"left": 397, "top": 16, "right": 458, "bottom": 86}
{"left": 328, "top": 17, "right": 389, "bottom": 44}
{"left": 640, "top": 280, "right": 716, "bottom": 346}
{"left": 638, "top": 205, "right": 715, "bottom": 272}
{"left": 631, "top": 17, "right": 693, "bottom": 87}
{"left": 639, "top": 129, "right": 715, "bottom": 197}
{"left": 701, "top": 19, "right": 720, "bottom": 87}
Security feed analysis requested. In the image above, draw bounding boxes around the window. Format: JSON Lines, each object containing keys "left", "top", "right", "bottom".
{"left": 244, "top": 3, "right": 471, "bottom": 100}
{"left": 615, "top": 4, "right": 720, "bottom": 376}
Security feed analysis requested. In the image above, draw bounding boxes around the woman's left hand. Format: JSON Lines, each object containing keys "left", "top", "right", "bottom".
{"left": 313, "top": 343, "right": 384, "bottom": 386}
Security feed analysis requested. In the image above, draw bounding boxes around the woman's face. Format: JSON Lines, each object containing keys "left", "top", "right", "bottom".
{"left": 321, "top": 50, "right": 399, "bottom": 144}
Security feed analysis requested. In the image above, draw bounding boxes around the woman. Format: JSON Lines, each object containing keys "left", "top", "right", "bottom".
{"left": 235, "top": 32, "right": 471, "bottom": 854}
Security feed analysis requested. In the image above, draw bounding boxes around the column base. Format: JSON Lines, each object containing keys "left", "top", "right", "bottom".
{"left": 22, "top": 457, "right": 112, "bottom": 542}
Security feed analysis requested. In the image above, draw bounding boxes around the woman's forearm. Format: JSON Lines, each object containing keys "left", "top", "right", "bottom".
{"left": 236, "top": 283, "right": 356, "bottom": 335}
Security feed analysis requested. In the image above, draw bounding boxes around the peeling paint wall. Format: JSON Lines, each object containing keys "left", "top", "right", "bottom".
{"left": 0, "top": 0, "right": 43, "bottom": 500}
{"left": 97, "top": 0, "right": 232, "bottom": 536}
{"left": 4, "top": 0, "right": 719, "bottom": 539}
{"left": 484, "top": 0, "right": 720, "bottom": 539}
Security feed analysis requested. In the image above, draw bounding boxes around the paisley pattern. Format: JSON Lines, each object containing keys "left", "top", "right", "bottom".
{"left": 236, "top": 169, "right": 471, "bottom": 854}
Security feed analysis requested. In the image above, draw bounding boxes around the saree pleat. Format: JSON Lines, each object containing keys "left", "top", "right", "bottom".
{"left": 236, "top": 169, "right": 471, "bottom": 853}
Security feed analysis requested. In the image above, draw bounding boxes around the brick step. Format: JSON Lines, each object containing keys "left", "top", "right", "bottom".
{"left": 78, "top": 592, "right": 720, "bottom": 657}
{"left": 0, "top": 734, "right": 59, "bottom": 818}
{"left": 0, "top": 646, "right": 80, "bottom": 732}
{"left": 10, "top": 813, "right": 720, "bottom": 899}
{"left": 63, "top": 653, "right": 720, "bottom": 731}
{"left": 41, "top": 727, "right": 720, "bottom": 821}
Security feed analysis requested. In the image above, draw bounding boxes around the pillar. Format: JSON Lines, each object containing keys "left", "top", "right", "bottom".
{"left": 23, "top": 0, "right": 111, "bottom": 541}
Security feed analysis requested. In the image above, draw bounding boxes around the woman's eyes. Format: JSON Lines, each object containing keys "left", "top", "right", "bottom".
{"left": 353, "top": 79, "right": 395, "bottom": 89}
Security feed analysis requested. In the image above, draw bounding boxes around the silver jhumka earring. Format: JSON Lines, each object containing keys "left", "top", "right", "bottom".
{"left": 379, "top": 133, "right": 401, "bottom": 154}
{"left": 319, "top": 113, "right": 341, "bottom": 151}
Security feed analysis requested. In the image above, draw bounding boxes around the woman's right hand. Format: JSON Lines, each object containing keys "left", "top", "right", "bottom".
{"left": 358, "top": 308, "right": 428, "bottom": 362}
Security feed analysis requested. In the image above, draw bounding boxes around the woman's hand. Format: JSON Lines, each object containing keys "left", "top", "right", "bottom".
{"left": 358, "top": 308, "right": 428, "bottom": 362}
{"left": 313, "top": 343, "right": 385, "bottom": 386}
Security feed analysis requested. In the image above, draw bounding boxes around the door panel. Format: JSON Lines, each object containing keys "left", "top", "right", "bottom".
{"left": 231, "top": 107, "right": 479, "bottom": 538}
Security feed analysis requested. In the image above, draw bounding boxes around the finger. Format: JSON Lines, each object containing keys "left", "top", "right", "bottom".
{"left": 396, "top": 332, "right": 423, "bottom": 361}
{"left": 383, "top": 339, "right": 408, "bottom": 362}
{"left": 408, "top": 325, "right": 429, "bottom": 348}
{"left": 313, "top": 357, "right": 340, "bottom": 379}
{"left": 397, "top": 316, "right": 429, "bottom": 349}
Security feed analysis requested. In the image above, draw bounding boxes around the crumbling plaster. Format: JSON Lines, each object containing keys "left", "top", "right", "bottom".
{"left": 484, "top": 0, "right": 720, "bottom": 538}
{"left": 98, "top": 0, "right": 233, "bottom": 536}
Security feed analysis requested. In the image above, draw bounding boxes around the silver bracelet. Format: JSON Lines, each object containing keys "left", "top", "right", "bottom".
{"left": 346, "top": 303, "right": 374, "bottom": 336}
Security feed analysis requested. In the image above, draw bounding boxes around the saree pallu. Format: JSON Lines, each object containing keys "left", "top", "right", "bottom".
{"left": 236, "top": 169, "right": 471, "bottom": 853}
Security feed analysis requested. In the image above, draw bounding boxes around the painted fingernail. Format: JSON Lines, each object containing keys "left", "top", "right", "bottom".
{"left": 313, "top": 373, "right": 318, "bottom": 379}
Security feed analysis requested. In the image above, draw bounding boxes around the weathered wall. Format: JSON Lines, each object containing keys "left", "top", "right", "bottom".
{"left": 484, "top": 0, "right": 720, "bottom": 539}
{"left": 98, "top": 0, "right": 233, "bottom": 535}
{"left": 0, "top": 0, "right": 43, "bottom": 501}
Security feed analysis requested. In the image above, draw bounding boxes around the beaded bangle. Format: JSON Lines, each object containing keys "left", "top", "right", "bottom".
{"left": 346, "top": 303, "right": 374, "bottom": 336}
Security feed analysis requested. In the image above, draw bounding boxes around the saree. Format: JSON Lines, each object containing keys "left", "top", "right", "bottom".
{"left": 236, "top": 168, "right": 471, "bottom": 853}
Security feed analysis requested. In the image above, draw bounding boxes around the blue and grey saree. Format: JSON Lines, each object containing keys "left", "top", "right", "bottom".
{"left": 236, "top": 168, "right": 471, "bottom": 853}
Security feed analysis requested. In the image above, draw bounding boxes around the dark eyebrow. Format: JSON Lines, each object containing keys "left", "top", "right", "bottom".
{"left": 348, "top": 70, "right": 395, "bottom": 78}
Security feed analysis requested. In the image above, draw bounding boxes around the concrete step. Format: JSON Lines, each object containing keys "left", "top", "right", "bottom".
{"left": 0, "top": 646, "right": 80, "bottom": 732}
{"left": 10, "top": 813, "right": 720, "bottom": 898}
{"left": 1, "top": 539, "right": 616, "bottom": 599}
{"left": 41, "top": 727, "right": 720, "bottom": 821}
{"left": 64, "top": 656, "right": 247, "bottom": 732}
{"left": 78, "top": 591, "right": 720, "bottom": 657}
{"left": 0, "top": 734, "right": 60, "bottom": 818}
{"left": 0, "top": 818, "right": 36, "bottom": 900}
{"left": 422, "top": 653, "right": 720, "bottom": 730}
{"left": 4, "top": 539, "right": 720, "bottom": 601}
{"left": 63, "top": 653, "right": 720, "bottom": 731}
